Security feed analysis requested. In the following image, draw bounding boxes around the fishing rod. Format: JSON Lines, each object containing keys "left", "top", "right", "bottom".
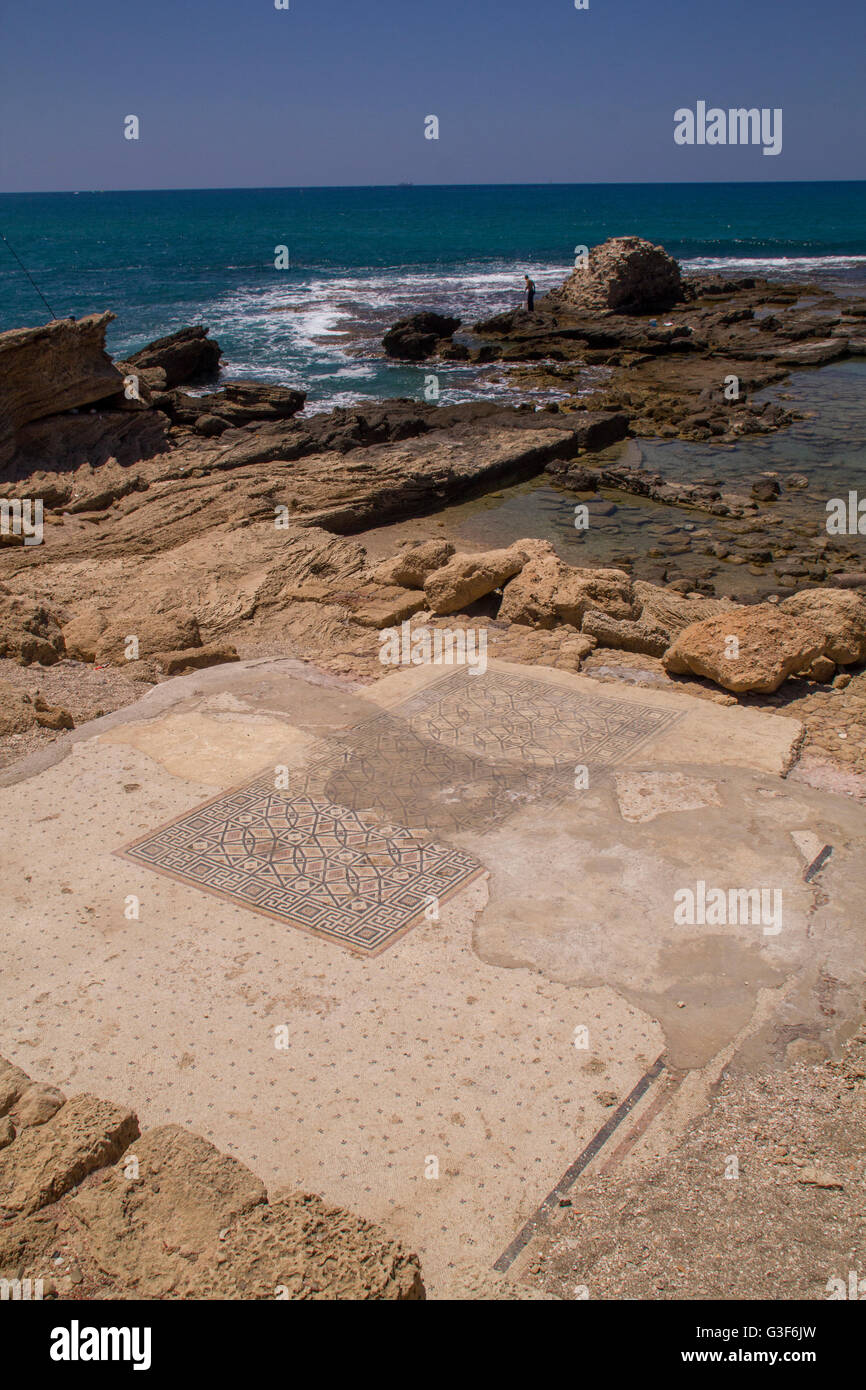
{"left": 0, "top": 230, "right": 59, "bottom": 320}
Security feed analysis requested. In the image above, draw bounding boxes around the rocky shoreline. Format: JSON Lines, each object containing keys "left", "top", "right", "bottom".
{"left": 383, "top": 235, "right": 866, "bottom": 445}
{"left": 1, "top": 236, "right": 865, "bottom": 784}
{"left": 3, "top": 237, "right": 866, "bottom": 1303}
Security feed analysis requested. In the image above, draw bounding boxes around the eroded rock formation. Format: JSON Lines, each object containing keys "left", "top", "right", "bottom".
{"left": 382, "top": 311, "right": 461, "bottom": 360}
{"left": 547, "top": 236, "right": 685, "bottom": 315}
{"left": 0, "top": 1054, "right": 424, "bottom": 1300}
{"left": 0, "top": 314, "right": 124, "bottom": 468}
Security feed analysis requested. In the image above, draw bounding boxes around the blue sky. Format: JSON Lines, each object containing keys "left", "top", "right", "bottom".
{"left": 1, "top": 0, "right": 863, "bottom": 191}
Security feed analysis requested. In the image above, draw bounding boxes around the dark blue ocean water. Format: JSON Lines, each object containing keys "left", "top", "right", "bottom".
{"left": 1, "top": 182, "right": 865, "bottom": 410}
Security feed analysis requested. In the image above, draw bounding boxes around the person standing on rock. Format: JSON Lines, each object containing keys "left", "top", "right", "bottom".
{"left": 524, "top": 274, "right": 536, "bottom": 313}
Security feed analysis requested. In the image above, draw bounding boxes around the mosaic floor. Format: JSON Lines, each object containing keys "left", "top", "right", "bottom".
{"left": 118, "top": 669, "right": 682, "bottom": 955}
{"left": 119, "top": 790, "right": 483, "bottom": 955}
{"left": 298, "top": 669, "right": 683, "bottom": 835}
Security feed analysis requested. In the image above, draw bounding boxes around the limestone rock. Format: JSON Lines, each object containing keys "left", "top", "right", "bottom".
{"left": 372, "top": 539, "right": 455, "bottom": 589}
{"left": 93, "top": 608, "right": 202, "bottom": 666}
{"left": 801, "top": 655, "right": 836, "bottom": 683}
{"left": 33, "top": 695, "right": 74, "bottom": 730}
{"left": 663, "top": 605, "right": 825, "bottom": 693}
{"left": 780, "top": 588, "right": 866, "bottom": 665}
{"left": 775, "top": 339, "right": 848, "bottom": 366}
{"left": 581, "top": 610, "right": 669, "bottom": 657}
{"left": 62, "top": 609, "right": 111, "bottom": 663}
{"left": 550, "top": 237, "right": 684, "bottom": 316}
{"left": 0, "top": 1094, "right": 139, "bottom": 1217}
{"left": 334, "top": 585, "right": 427, "bottom": 629}
{"left": 0, "top": 313, "right": 123, "bottom": 467}
{"left": 193, "top": 413, "right": 229, "bottom": 437}
{"left": 546, "top": 411, "right": 629, "bottom": 452}
{"left": 120, "top": 325, "right": 222, "bottom": 389}
{"left": 291, "top": 426, "right": 576, "bottom": 532}
{"left": 10, "top": 1084, "right": 66, "bottom": 1129}
{"left": 0, "top": 681, "right": 37, "bottom": 734}
{"left": 67, "top": 1125, "right": 267, "bottom": 1296}
{"left": 183, "top": 1191, "right": 425, "bottom": 1300}
{"left": 795, "top": 1166, "right": 844, "bottom": 1190}
{"left": 752, "top": 476, "right": 781, "bottom": 501}
{"left": 68, "top": 1123, "right": 268, "bottom": 1295}
{"left": 164, "top": 380, "right": 306, "bottom": 428}
{"left": 8, "top": 409, "right": 169, "bottom": 478}
{"left": 829, "top": 573, "right": 866, "bottom": 589}
{"left": 423, "top": 547, "right": 526, "bottom": 615}
{"left": 268, "top": 528, "right": 369, "bottom": 598}
{"left": 492, "top": 622, "right": 595, "bottom": 670}
{"left": 60, "top": 457, "right": 147, "bottom": 515}
{"left": 499, "top": 544, "right": 638, "bottom": 630}
{"left": 0, "top": 1079, "right": 427, "bottom": 1300}
{"left": 633, "top": 581, "right": 735, "bottom": 642}
{"left": 0, "top": 1060, "right": 31, "bottom": 1116}
{"left": 0, "top": 594, "right": 65, "bottom": 665}
{"left": 382, "top": 312, "right": 461, "bottom": 360}
{"left": 155, "top": 643, "right": 239, "bottom": 676}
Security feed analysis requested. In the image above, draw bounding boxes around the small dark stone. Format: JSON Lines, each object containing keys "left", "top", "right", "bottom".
{"left": 752, "top": 477, "right": 781, "bottom": 501}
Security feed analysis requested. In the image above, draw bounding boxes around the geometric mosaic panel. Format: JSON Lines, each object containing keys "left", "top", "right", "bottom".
{"left": 396, "top": 668, "right": 684, "bottom": 769}
{"left": 116, "top": 667, "right": 682, "bottom": 954}
{"left": 117, "top": 791, "right": 485, "bottom": 957}
{"left": 295, "top": 669, "right": 684, "bottom": 836}
{"left": 296, "top": 713, "right": 560, "bottom": 838}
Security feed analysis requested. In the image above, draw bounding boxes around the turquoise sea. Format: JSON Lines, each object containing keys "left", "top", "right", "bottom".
{"left": 1, "top": 182, "right": 866, "bottom": 411}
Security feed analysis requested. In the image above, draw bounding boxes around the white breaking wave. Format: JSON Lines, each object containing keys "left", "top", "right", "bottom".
{"left": 194, "top": 251, "right": 865, "bottom": 409}
{"left": 314, "top": 365, "right": 377, "bottom": 380}
{"left": 682, "top": 255, "right": 866, "bottom": 273}
{"left": 193, "top": 259, "right": 571, "bottom": 405}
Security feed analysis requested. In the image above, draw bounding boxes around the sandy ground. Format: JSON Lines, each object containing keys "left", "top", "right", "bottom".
{"left": 526, "top": 1028, "right": 866, "bottom": 1300}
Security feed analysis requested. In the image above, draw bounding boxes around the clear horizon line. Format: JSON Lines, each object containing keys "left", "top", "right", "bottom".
{"left": 2, "top": 176, "right": 866, "bottom": 197}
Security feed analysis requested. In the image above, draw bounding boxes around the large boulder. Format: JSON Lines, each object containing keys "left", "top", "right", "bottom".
{"left": 423, "top": 546, "right": 526, "bottom": 615}
{"left": 120, "top": 325, "right": 222, "bottom": 389}
{"left": 161, "top": 380, "right": 307, "bottom": 429}
{"left": 580, "top": 610, "right": 670, "bottom": 657}
{"left": 633, "top": 581, "right": 736, "bottom": 642}
{"left": 499, "top": 543, "right": 638, "bottom": 629}
{"left": 10, "top": 1084, "right": 66, "bottom": 1130}
{"left": 67, "top": 1125, "right": 267, "bottom": 1297}
{"left": 63, "top": 605, "right": 201, "bottom": 665}
{"left": 0, "top": 1093, "right": 139, "bottom": 1217}
{"left": 0, "top": 313, "right": 124, "bottom": 467}
{"left": 155, "top": 643, "right": 239, "bottom": 675}
{"left": 372, "top": 539, "right": 455, "bottom": 589}
{"left": 663, "top": 605, "right": 826, "bottom": 693}
{"left": 95, "top": 609, "right": 202, "bottom": 666}
{"left": 334, "top": 584, "right": 426, "bottom": 629}
{"left": 382, "top": 312, "right": 461, "bottom": 361}
{"left": 550, "top": 237, "right": 684, "bottom": 316}
{"left": 780, "top": 588, "right": 866, "bottom": 665}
